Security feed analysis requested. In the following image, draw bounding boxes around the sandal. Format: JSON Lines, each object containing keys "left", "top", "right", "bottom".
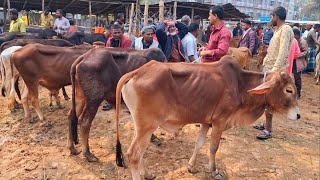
{"left": 253, "top": 123, "right": 265, "bottom": 130}
{"left": 256, "top": 129, "right": 272, "bottom": 140}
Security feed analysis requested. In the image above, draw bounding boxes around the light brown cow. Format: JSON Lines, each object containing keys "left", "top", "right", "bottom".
{"left": 315, "top": 51, "right": 320, "bottom": 84}
{"left": 115, "top": 56, "right": 300, "bottom": 180}
{"left": 257, "top": 44, "right": 268, "bottom": 70}
{"left": 11, "top": 44, "right": 92, "bottom": 121}
{"left": 230, "top": 36, "right": 241, "bottom": 48}
{"left": 227, "top": 47, "right": 252, "bottom": 70}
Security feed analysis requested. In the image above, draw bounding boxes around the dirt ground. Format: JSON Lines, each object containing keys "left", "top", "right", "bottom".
{"left": 0, "top": 61, "right": 319, "bottom": 180}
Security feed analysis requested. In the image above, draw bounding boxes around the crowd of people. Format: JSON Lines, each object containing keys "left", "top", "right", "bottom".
{"left": 4, "top": 5, "right": 320, "bottom": 140}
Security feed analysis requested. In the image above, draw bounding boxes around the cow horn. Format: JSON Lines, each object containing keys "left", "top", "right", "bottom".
{"left": 280, "top": 72, "right": 286, "bottom": 77}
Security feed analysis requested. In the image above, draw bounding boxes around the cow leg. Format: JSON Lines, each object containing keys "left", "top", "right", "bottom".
{"left": 127, "top": 126, "right": 156, "bottom": 180}
{"left": 67, "top": 99, "right": 85, "bottom": 156}
{"left": 48, "top": 93, "right": 54, "bottom": 112}
{"left": 79, "top": 103, "right": 100, "bottom": 162}
{"left": 53, "top": 91, "right": 64, "bottom": 109}
{"left": 208, "top": 124, "right": 223, "bottom": 180}
{"left": 28, "top": 84, "right": 44, "bottom": 121}
{"left": 62, "top": 87, "right": 70, "bottom": 100}
{"left": 188, "top": 123, "right": 210, "bottom": 174}
{"left": 21, "top": 83, "right": 31, "bottom": 120}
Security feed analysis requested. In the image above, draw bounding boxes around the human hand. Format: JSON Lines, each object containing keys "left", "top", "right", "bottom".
{"left": 200, "top": 50, "right": 212, "bottom": 57}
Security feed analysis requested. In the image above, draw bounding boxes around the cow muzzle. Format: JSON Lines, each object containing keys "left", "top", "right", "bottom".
{"left": 287, "top": 106, "right": 301, "bottom": 120}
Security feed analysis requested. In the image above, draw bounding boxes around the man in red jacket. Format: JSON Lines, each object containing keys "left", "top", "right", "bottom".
{"left": 106, "top": 23, "right": 132, "bottom": 48}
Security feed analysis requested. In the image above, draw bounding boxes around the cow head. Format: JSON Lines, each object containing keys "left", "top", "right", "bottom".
{"left": 145, "top": 48, "right": 167, "bottom": 62}
{"left": 248, "top": 70, "right": 300, "bottom": 120}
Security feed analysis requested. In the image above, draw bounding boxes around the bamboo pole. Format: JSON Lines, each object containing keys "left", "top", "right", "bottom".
{"left": 173, "top": 1, "right": 177, "bottom": 21}
{"left": 135, "top": 0, "right": 140, "bottom": 37}
{"left": 159, "top": 0, "right": 164, "bottom": 22}
{"left": 89, "top": 1, "right": 92, "bottom": 33}
{"left": 42, "top": 0, "right": 44, "bottom": 12}
{"left": 144, "top": 0, "right": 149, "bottom": 27}
{"left": 125, "top": 5, "right": 129, "bottom": 24}
{"left": 7, "top": 0, "right": 10, "bottom": 10}
{"left": 128, "top": 3, "right": 134, "bottom": 34}
{"left": 191, "top": 8, "right": 194, "bottom": 21}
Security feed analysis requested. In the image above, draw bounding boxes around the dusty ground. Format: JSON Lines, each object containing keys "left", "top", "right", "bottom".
{"left": 0, "top": 61, "right": 319, "bottom": 180}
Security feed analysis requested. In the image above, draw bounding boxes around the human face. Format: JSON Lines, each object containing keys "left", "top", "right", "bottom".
{"left": 56, "top": 11, "right": 62, "bottom": 18}
{"left": 112, "top": 28, "right": 122, "bottom": 40}
{"left": 143, "top": 32, "right": 154, "bottom": 44}
{"left": 45, "top": 10, "right": 49, "bottom": 16}
{"left": 270, "top": 14, "right": 278, "bottom": 27}
{"left": 194, "top": 19, "right": 201, "bottom": 25}
{"left": 208, "top": 10, "right": 217, "bottom": 25}
{"left": 9, "top": 13, "right": 17, "bottom": 21}
{"left": 241, "top": 22, "right": 250, "bottom": 31}
{"left": 294, "top": 33, "right": 300, "bottom": 41}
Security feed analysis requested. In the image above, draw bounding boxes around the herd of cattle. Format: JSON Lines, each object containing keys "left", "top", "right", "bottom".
{"left": 0, "top": 28, "right": 301, "bottom": 180}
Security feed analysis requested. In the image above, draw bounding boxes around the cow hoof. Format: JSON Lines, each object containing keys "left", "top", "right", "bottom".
{"left": 64, "top": 96, "right": 70, "bottom": 101}
{"left": 28, "top": 117, "right": 38, "bottom": 124}
{"left": 143, "top": 173, "right": 156, "bottom": 180}
{"left": 58, "top": 105, "right": 65, "bottom": 109}
{"left": 212, "top": 170, "right": 223, "bottom": 180}
{"left": 187, "top": 164, "right": 199, "bottom": 174}
{"left": 70, "top": 147, "right": 81, "bottom": 155}
{"left": 40, "top": 121, "right": 53, "bottom": 128}
{"left": 48, "top": 106, "right": 55, "bottom": 112}
{"left": 84, "top": 152, "right": 99, "bottom": 162}
{"left": 150, "top": 134, "right": 162, "bottom": 146}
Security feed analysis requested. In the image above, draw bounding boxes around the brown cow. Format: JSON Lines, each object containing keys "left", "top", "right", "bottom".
{"left": 227, "top": 47, "right": 252, "bottom": 70}
{"left": 114, "top": 56, "right": 300, "bottom": 179}
{"left": 257, "top": 44, "right": 268, "bottom": 70}
{"left": 68, "top": 47, "right": 167, "bottom": 162}
{"left": 230, "top": 36, "right": 241, "bottom": 48}
{"left": 11, "top": 44, "right": 92, "bottom": 121}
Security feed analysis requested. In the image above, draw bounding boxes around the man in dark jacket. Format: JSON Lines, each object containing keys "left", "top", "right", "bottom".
{"left": 239, "top": 19, "right": 256, "bottom": 55}
{"left": 156, "top": 20, "right": 188, "bottom": 62}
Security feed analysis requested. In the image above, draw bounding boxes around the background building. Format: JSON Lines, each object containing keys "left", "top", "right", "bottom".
{"left": 204, "top": 0, "right": 296, "bottom": 20}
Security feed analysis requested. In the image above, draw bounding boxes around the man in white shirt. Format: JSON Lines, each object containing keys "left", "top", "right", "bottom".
{"left": 302, "top": 24, "right": 313, "bottom": 39}
{"left": 181, "top": 23, "right": 200, "bottom": 62}
{"left": 53, "top": 9, "right": 70, "bottom": 34}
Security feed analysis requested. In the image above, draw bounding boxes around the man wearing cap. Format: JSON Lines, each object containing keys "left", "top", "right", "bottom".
{"left": 239, "top": 19, "right": 256, "bottom": 55}
{"left": 131, "top": 26, "right": 161, "bottom": 49}
{"left": 156, "top": 20, "right": 188, "bottom": 62}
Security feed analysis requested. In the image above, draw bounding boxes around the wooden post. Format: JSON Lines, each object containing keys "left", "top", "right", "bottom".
{"left": 173, "top": 1, "right": 177, "bottom": 21}
{"left": 191, "top": 8, "right": 194, "bottom": 21}
{"left": 42, "top": 0, "right": 45, "bottom": 12}
{"left": 128, "top": 3, "right": 134, "bottom": 34}
{"left": 135, "top": 0, "right": 140, "bottom": 37}
{"left": 89, "top": 1, "right": 92, "bottom": 33}
{"left": 144, "top": 0, "right": 149, "bottom": 27}
{"left": 7, "top": 0, "right": 10, "bottom": 10}
{"left": 159, "top": 0, "right": 164, "bottom": 22}
{"left": 125, "top": 5, "right": 129, "bottom": 24}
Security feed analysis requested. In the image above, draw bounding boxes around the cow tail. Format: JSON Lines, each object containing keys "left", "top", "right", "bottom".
{"left": 70, "top": 57, "right": 83, "bottom": 145}
{"left": 115, "top": 70, "right": 137, "bottom": 168}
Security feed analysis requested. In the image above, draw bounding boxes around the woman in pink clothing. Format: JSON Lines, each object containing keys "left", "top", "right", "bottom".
{"left": 288, "top": 35, "right": 301, "bottom": 74}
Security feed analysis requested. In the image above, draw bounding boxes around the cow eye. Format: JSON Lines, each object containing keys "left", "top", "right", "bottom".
{"left": 286, "top": 89, "right": 293, "bottom": 94}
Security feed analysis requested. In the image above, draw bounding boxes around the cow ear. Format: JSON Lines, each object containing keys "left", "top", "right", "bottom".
{"left": 247, "top": 79, "right": 275, "bottom": 94}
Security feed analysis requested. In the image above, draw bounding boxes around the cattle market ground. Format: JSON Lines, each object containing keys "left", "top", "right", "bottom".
{"left": 0, "top": 62, "right": 319, "bottom": 180}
